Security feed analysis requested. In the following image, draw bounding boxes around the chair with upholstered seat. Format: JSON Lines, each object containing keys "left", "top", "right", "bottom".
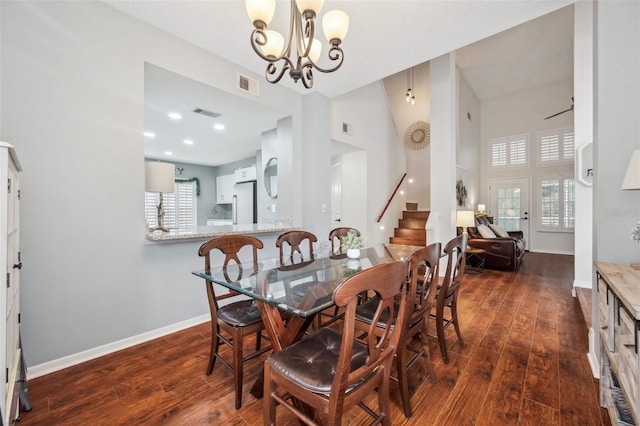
{"left": 328, "top": 227, "right": 361, "bottom": 255}
{"left": 197, "top": 235, "right": 271, "bottom": 409}
{"left": 262, "top": 260, "right": 410, "bottom": 426}
{"left": 431, "top": 234, "right": 467, "bottom": 364}
{"left": 355, "top": 242, "right": 441, "bottom": 418}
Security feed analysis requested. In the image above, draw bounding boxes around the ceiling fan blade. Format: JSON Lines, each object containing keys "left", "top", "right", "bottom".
{"left": 544, "top": 106, "right": 573, "bottom": 120}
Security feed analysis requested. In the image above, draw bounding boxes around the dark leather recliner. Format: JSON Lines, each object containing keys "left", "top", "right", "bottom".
{"left": 465, "top": 226, "right": 526, "bottom": 271}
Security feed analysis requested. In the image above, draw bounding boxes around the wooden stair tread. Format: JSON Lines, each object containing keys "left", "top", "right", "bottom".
{"left": 390, "top": 210, "right": 430, "bottom": 247}
{"left": 389, "top": 237, "right": 426, "bottom": 246}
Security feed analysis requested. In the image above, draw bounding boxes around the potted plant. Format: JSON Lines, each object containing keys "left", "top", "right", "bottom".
{"left": 341, "top": 231, "right": 364, "bottom": 259}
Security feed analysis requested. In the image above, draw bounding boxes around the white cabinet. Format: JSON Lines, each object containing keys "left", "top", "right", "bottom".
{"left": 234, "top": 166, "right": 256, "bottom": 183}
{"left": 216, "top": 174, "right": 234, "bottom": 204}
{"left": 597, "top": 262, "right": 640, "bottom": 426}
{"left": 0, "top": 142, "right": 23, "bottom": 424}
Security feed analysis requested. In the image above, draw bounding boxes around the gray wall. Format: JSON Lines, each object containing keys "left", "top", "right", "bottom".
{"left": 1, "top": 1, "right": 305, "bottom": 367}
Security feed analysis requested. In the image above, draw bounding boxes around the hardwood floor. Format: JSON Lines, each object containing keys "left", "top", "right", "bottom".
{"left": 19, "top": 252, "right": 610, "bottom": 425}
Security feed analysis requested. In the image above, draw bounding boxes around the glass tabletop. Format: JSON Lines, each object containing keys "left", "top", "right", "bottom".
{"left": 192, "top": 243, "right": 421, "bottom": 318}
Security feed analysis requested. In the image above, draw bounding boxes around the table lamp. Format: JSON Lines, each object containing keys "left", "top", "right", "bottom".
{"left": 456, "top": 210, "right": 476, "bottom": 234}
{"left": 145, "top": 161, "right": 175, "bottom": 233}
{"left": 477, "top": 204, "right": 486, "bottom": 214}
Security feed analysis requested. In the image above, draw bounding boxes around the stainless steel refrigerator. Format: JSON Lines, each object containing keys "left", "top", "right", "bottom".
{"left": 232, "top": 181, "right": 257, "bottom": 224}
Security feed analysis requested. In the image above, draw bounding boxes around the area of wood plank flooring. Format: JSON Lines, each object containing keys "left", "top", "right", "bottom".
{"left": 19, "top": 252, "right": 610, "bottom": 425}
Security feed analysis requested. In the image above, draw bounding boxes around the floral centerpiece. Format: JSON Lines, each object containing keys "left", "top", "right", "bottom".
{"left": 341, "top": 231, "right": 364, "bottom": 259}
{"left": 631, "top": 221, "right": 640, "bottom": 270}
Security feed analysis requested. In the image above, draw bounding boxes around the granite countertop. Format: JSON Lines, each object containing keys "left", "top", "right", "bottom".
{"left": 146, "top": 223, "right": 300, "bottom": 242}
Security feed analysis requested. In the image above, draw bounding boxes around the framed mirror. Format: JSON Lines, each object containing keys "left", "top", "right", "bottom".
{"left": 264, "top": 157, "right": 278, "bottom": 198}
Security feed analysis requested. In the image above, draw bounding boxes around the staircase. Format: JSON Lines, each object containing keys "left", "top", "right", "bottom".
{"left": 389, "top": 208, "right": 430, "bottom": 246}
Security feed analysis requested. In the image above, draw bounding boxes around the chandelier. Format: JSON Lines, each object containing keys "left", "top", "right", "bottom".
{"left": 405, "top": 67, "right": 415, "bottom": 106}
{"left": 245, "top": 0, "right": 349, "bottom": 88}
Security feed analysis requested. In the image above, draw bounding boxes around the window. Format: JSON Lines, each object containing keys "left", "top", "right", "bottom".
{"left": 538, "top": 127, "right": 574, "bottom": 165}
{"left": 538, "top": 176, "right": 574, "bottom": 232}
{"left": 489, "top": 134, "right": 529, "bottom": 169}
{"left": 145, "top": 180, "right": 197, "bottom": 233}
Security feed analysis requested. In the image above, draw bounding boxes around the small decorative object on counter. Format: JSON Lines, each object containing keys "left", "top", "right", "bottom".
{"left": 341, "top": 231, "right": 364, "bottom": 259}
{"left": 631, "top": 221, "right": 640, "bottom": 270}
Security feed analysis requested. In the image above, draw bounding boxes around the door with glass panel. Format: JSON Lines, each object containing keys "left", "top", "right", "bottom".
{"left": 488, "top": 177, "right": 530, "bottom": 244}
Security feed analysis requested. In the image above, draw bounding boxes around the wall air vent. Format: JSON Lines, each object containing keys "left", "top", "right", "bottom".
{"left": 193, "top": 108, "right": 221, "bottom": 118}
{"left": 342, "top": 122, "right": 353, "bottom": 136}
{"left": 237, "top": 73, "right": 260, "bottom": 97}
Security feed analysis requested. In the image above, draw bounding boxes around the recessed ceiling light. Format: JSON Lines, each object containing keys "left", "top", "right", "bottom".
{"left": 408, "top": 178, "right": 414, "bottom": 183}
{"left": 213, "top": 124, "right": 225, "bottom": 131}
{"left": 143, "top": 131, "right": 155, "bottom": 138}
{"left": 168, "top": 112, "right": 182, "bottom": 120}
{"left": 183, "top": 139, "right": 194, "bottom": 145}
{"left": 164, "top": 151, "right": 173, "bottom": 156}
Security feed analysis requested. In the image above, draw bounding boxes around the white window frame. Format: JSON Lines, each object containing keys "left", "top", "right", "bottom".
{"left": 537, "top": 175, "right": 575, "bottom": 233}
{"left": 488, "top": 134, "right": 529, "bottom": 170}
{"left": 145, "top": 180, "right": 197, "bottom": 233}
{"left": 537, "top": 127, "right": 575, "bottom": 166}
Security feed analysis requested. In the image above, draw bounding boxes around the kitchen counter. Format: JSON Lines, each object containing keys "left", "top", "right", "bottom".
{"left": 145, "top": 223, "right": 300, "bottom": 242}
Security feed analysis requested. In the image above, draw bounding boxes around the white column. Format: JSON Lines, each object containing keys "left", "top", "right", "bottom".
{"left": 430, "top": 52, "right": 458, "bottom": 263}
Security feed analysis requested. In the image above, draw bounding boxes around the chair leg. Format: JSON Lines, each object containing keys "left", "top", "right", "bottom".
{"left": 396, "top": 343, "right": 412, "bottom": 418}
{"left": 206, "top": 321, "right": 220, "bottom": 376}
{"left": 263, "top": 363, "right": 276, "bottom": 426}
{"left": 233, "top": 327, "right": 244, "bottom": 409}
{"left": 378, "top": 361, "right": 393, "bottom": 426}
{"left": 420, "top": 322, "right": 436, "bottom": 382}
{"left": 256, "top": 330, "right": 262, "bottom": 351}
{"left": 436, "top": 308, "right": 449, "bottom": 364}
{"left": 451, "top": 295, "right": 464, "bottom": 346}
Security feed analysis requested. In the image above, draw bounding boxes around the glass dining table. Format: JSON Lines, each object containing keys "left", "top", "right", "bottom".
{"left": 191, "top": 243, "right": 422, "bottom": 398}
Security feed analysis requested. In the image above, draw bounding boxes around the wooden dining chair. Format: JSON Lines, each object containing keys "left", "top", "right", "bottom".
{"left": 197, "top": 235, "right": 271, "bottom": 409}
{"left": 276, "top": 230, "right": 317, "bottom": 263}
{"left": 432, "top": 234, "right": 468, "bottom": 364}
{"left": 354, "top": 242, "right": 441, "bottom": 418}
{"left": 263, "top": 260, "right": 410, "bottom": 426}
{"left": 328, "top": 227, "right": 361, "bottom": 255}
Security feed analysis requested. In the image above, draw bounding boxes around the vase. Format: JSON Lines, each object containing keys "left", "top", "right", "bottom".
{"left": 346, "top": 248, "right": 360, "bottom": 259}
{"left": 347, "top": 258, "right": 361, "bottom": 270}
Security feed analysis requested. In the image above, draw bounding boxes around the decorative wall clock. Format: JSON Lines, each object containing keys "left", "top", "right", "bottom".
{"left": 404, "top": 121, "right": 430, "bottom": 150}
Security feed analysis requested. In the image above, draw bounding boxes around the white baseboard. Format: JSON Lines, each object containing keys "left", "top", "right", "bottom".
{"left": 27, "top": 314, "right": 210, "bottom": 380}
{"left": 528, "top": 248, "right": 574, "bottom": 255}
{"left": 587, "top": 327, "right": 599, "bottom": 378}
{"left": 573, "top": 280, "right": 592, "bottom": 289}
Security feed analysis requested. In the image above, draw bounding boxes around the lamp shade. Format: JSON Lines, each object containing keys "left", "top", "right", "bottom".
{"left": 296, "top": 0, "right": 324, "bottom": 14}
{"left": 477, "top": 204, "right": 486, "bottom": 213}
{"left": 260, "top": 30, "right": 284, "bottom": 58}
{"left": 246, "top": 0, "right": 276, "bottom": 26}
{"left": 145, "top": 161, "right": 175, "bottom": 193}
{"left": 456, "top": 210, "right": 476, "bottom": 229}
{"left": 621, "top": 149, "right": 640, "bottom": 190}
{"left": 322, "top": 10, "right": 349, "bottom": 42}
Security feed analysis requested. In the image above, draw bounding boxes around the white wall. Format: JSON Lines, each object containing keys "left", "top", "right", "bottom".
{"left": 457, "top": 69, "right": 481, "bottom": 211}
{"left": 381, "top": 62, "right": 431, "bottom": 208}
{"left": 0, "top": 1, "right": 308, "bottom": 367}
{"left": 573, "top": 0, "right": 594, "bottom": 289}
{"left": 481, "top": 80, "right": 575, "bottom": 254}
{"left": 331, "top": 82, "right": 406, "bottom": 244}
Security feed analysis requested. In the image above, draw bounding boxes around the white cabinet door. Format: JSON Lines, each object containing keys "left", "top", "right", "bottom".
{"left": 234, "top": 167, "right": 256, "bottom": 183}
{"left": 216, "top": 174, "right": 234, "bottom": 204}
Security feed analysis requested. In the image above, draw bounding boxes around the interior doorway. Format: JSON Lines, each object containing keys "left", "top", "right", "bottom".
{"left": 488, "top": 177, "right": 531, "bottom": 244}
{"left": 331, "top": 162, "right": 342, "bottom": 229}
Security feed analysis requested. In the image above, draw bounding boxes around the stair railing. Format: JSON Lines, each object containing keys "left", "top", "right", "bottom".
{"left": 377, "top": 173, "right": 407, "bottom": 222}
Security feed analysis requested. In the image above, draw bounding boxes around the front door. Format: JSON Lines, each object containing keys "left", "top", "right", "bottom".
{"left": 488, "top": 177, "right": 530, "bottom": 245}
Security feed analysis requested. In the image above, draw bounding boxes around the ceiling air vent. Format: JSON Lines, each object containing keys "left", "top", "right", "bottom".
{"left": 237, "top": 73, "right": 260, "bottom": 97}
{"left": 193, "top": 108, "right": 221, "bottom": 118}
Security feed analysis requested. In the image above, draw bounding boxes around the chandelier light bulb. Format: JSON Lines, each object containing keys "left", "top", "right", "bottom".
{"left": 406, "top": 89, "right": 411, "bottom": 103}
{"left": 260, "top": 30, "right": 285, "bottom": 58}
{"left": 411, "top": 95, "right": 416, "bottom": 106}
{"left": 304, "top": 37, "right": 322, "bottom": 63}
{"left": 322, "top": 9, "right": 349, "bottom": 44}
{"left": 296, "top": 0, "right": 324, "bottom": 15}
{"left": 246, "top": 0, "right": 276, "bottom": 28}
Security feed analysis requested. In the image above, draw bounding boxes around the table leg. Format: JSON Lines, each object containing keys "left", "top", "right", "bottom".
{"left": 250, "top": 308, "right": 316, "bottom": 399}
